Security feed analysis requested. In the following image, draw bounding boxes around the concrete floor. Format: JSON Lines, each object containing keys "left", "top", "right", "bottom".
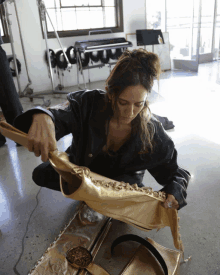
{"left": 0, "top": 61, "right": 220, "bottom": 275}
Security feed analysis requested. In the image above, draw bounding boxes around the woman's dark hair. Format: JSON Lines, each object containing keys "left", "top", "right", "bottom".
{"left": 105, "top": 48, "right": 161, "bottom": 154}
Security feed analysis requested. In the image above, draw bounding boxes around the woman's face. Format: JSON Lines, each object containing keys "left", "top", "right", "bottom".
{"left": 112, "top": 85, "right": 148, "bottom": 125}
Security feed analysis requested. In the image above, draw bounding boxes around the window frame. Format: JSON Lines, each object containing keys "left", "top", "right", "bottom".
{"left": 0, "top": 4, "right": 10, "bottom": 43}
{"left": 39, "top": 0, "right": 124, "bottom": 39}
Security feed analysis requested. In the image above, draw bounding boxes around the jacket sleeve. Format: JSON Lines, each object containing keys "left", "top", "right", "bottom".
{"left": 13, "top": 104, "right": 73, "bottom": 142}
{"left": 147, "top": 121, "right": 191, "bottom": 210}
{"left": 13, "top": 89, "right": 99, "bottom": 141}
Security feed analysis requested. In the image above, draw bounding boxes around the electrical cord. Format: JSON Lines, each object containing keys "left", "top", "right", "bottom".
{"left": 12, "top": 187, "right": 42, "bottom": 275}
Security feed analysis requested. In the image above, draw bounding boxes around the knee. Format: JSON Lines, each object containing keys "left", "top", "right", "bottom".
{"left": 32, "top": 165, "right": 45, "bottom": 187}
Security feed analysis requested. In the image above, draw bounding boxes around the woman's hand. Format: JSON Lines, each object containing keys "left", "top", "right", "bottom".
{"left": 162, "top": 194, "right": 179, "bottom": 210}
{"left": 27, "top": 113, "right": 57, "bottom": 162}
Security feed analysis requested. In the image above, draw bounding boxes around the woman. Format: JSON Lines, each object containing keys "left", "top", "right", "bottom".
{"left": 14, "top": 49, "right": 190, "bottom": 210}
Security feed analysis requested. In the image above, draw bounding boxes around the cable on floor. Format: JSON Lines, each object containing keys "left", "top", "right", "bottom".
{"left": 13, "top": 187, "right": 42, "bottom": 275}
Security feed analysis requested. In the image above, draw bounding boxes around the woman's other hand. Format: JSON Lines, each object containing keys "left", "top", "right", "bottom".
{"left": 162, "top": 194, "right": 179, "bottom": 210}
{"left": 27, "top": 113, "right": 57, "bottom": 162}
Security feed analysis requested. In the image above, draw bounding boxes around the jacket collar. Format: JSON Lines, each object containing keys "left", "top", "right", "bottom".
{"left": 84, "top": 110, "right": 144, "bottom": 169}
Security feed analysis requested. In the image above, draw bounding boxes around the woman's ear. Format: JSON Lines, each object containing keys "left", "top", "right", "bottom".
{"left": 107, "top": 93, "right": 113, "bottom": 102}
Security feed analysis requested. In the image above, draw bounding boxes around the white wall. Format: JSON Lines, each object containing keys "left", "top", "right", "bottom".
{"left": 1, "top": 0, "right": 146, "bottom": 94}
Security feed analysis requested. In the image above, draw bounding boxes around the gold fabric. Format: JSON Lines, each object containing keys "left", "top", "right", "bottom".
{"left": 0, "top": 121, "right": 184, "bottom": 254}
{"left": 50, "top": 152, "right": 183, "bottom": 252}
{"left": 87, "top": 263, "right": 110, "bottom": 275}
{"left": 31, "top": 202, "right": 110, "bottom": 275}
{"left": 120, "top": 238, "right": 182, "bottom": 275}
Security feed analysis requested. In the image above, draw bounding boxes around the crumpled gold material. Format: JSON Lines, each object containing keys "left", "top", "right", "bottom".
{"left": 48, "top": 150, "right": 183, "bottom": 252}
{"left": 27, "top": 203, "right": 110, "bottom": 275}
{"left": 0, "top": 121, "right": 184, "bottom": 253}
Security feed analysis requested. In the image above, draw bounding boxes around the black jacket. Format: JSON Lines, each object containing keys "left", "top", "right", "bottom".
{"left": 14, "top": 89, "right": 190, "bottom": 210}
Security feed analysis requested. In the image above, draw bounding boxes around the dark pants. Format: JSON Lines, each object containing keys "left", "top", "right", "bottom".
{"left": 32, "top": 161, "right": 61, "bottom": 191}
{"left": 32, "top": 161, "right": 145, "bottom": 192}
{"left": 0, "top": 45, "right": 23, "bottom": 130}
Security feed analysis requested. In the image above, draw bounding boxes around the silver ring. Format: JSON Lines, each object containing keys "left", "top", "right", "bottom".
{"left": 167, "top": 202, "right": 172, "bottom": 208}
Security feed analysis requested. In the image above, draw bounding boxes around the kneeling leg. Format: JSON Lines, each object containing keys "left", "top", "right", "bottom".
{"left": 32, "top": 161, "right": 61, "bottom": 191}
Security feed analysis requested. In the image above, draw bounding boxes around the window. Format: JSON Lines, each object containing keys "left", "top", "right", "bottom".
{"left": 146, "top": 0, "right": 165, "bottom": 31}
{"left": 0, "top": 4, "right": 10, "bottom": 43}
{"left": 40, "top": 0, "right": 123, "bottom": 38}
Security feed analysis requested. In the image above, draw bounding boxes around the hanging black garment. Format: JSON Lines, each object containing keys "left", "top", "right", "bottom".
{"left": 56, "top": 50, "right": 68, "bottom": 70}
{"left": 44, "top": 49, "right": 57, "bottom": 68}
{"left": 107, "top": 49, "right": 118, "bottom": 60}
{"left": 89, "top": 51, "right": 100, "bottom": 63}
{"left": 78, "top": 52, "right": 90, "bottom": 67}
{"left": 7, "top": 57, "right": 22, "bottom": 77}
{"left": 98, "top": 50, "right": 109, "bottom": 64}
{"left": 116, "top": 48, "right": 123, "bottom": 59}
{"left": 66, "top": 46, "right": 77, "bottom": 65}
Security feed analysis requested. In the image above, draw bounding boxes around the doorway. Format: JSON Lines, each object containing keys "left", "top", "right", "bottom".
{"left": 165, "top": 0, "right": 219, "bottom": 71}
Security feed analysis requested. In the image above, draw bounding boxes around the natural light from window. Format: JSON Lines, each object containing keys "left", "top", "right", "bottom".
{"left": 44, "top": 0, "right": 116, "bottom": 32}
